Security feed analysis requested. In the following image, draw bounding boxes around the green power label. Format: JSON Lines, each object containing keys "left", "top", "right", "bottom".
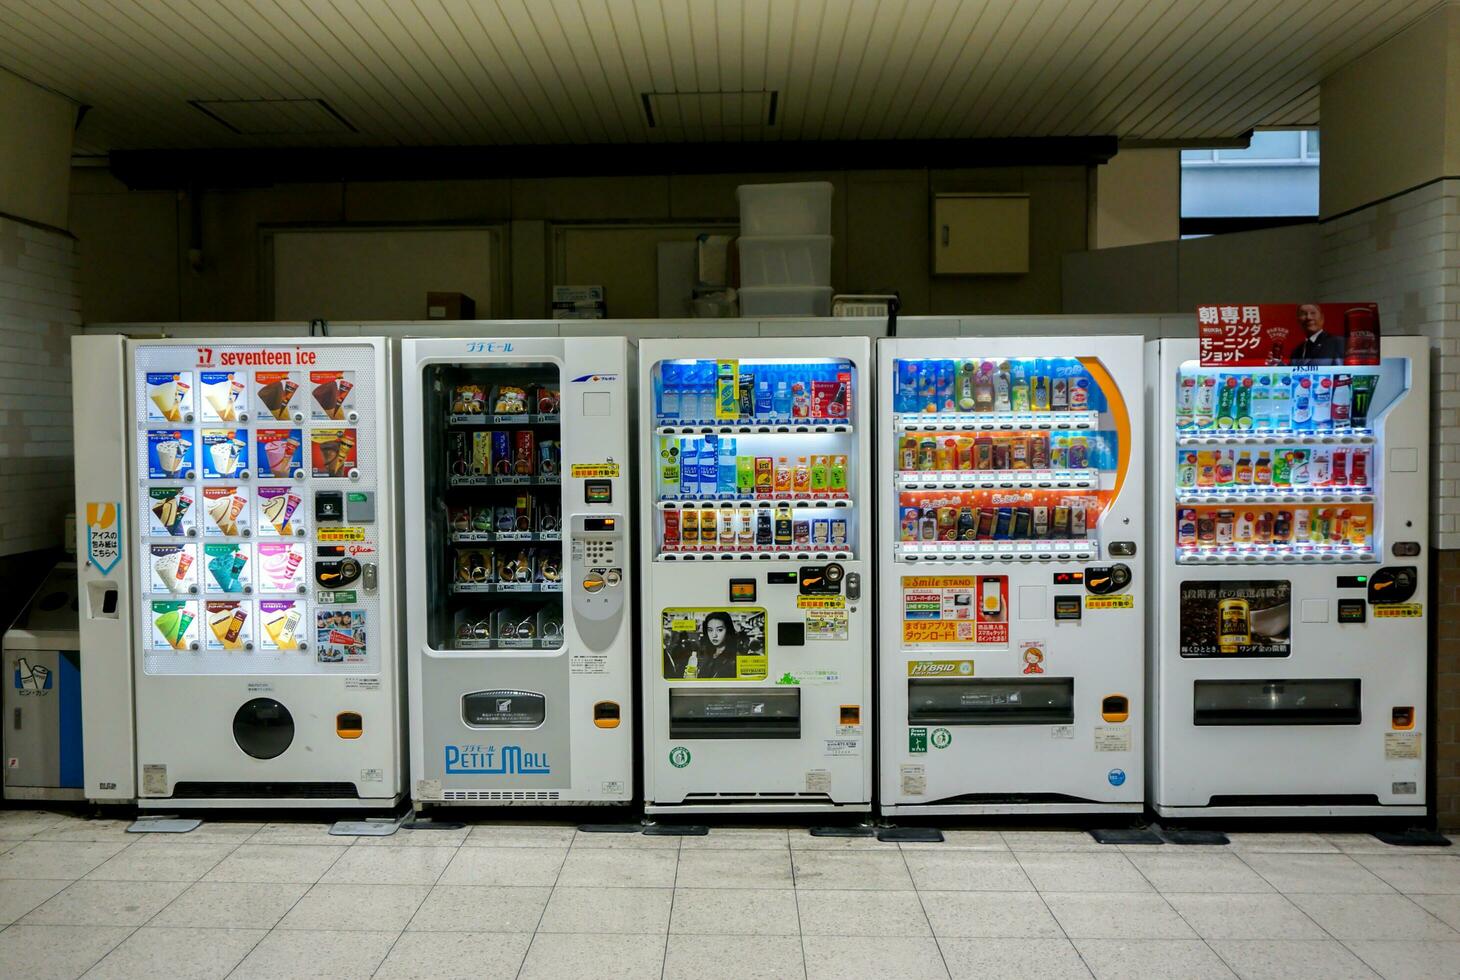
{"left": 669, "top": 746, "right": 692, "bottom": 769}
{"left": 908, "top": 728, "right": 928, "bottom": 753}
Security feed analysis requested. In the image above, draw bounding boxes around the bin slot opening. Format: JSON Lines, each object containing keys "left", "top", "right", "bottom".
{"left": 908, "top": 677, "right": 1074, "bottom": 726}
{"left": 1193, "top": 678, "right": 1361, "bottom": 726}
{"left": 669, "top": 687, "right": 800, "bottom": 739}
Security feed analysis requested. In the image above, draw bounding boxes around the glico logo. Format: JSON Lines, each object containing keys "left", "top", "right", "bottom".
{"left": 444, "top": 744, "right": 551, "bottom": 775}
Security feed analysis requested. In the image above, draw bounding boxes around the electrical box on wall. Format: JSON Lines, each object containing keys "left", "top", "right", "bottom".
{"left": 932, "top": 193, "right": 1030, "bottom": 276}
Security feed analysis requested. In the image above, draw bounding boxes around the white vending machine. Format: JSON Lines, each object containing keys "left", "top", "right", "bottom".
{"left": 877, "top": 336, "right": 1145, "bottom": 815}
{"left": 403, "top": 337, "right": 633, "bottom": 806}
{"left": 72, "top": 335, "right": 404, "bottom": 807}
{"left": 1150, "top": 331, "right": 1429, "bottom": 817}
{"left": 638, "top": 338, "right": 873, "bottom": 814}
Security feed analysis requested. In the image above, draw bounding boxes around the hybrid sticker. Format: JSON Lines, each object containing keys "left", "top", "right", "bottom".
{"left": 902, "top": 575, "right": 1008, "bottom": 645}
{"left": 907, "top": 660, "right": 975, "bottom": 677}
{"left": 257, "top": 429, "right": 303, "bottom": 478}
{"left": 147, "top": 488, "right": 193, "bottom": 537}
{"left": 311, "top": 428, "right": 358, "bottom": 478}
{"left": 85, "top": 501, "right": 122, "bottom": 575}
{"left": 310, "top": 370, "right": 356, "bottom": 421}
{"left": 255, "top": 371, "right": 301, "bottom": 421}
{"left": 201, "top": 429, "right": 249, "bottom": 479}
{"left": 149, "top": 600, "right": 198, "bottom": 651}
{"left": 146, "top": 430, "right": 194, "bottom": 479}
{"left": 203, "top": 486, "right": 250, "bottom": 537}
{"left": 256, "top": 486, "right": 303, "bottom": 537}
{"left": 258, "top": 600, "right": 303, "bottom": 651}
{"left": 199, "top": 370, "right": 246, "bottom": 422}
{"left": 316, "top": 609, "right": 366, "bottom": 664}
{"left": 444, "top": 744, "right": 552, "bottom": 775}
{"left": 1107, "top": 768, "right": 1127, "bottom": 787}
{"left": 145, "top": 372, "right": 191, "bottom": 422}
{"left": 149, "top": 543, "right": 198, "bottom": 595}
{"left": 256, "top": 542, "right": 306, "bottom": 593}
{"left": 205, "top": 600, "right": 252, "bottom": 651}
{"left": 668, "top": 746, "right": 692, "bottom": 769}
{"left": 204, "top": 543, "right": 251, "bottom": 594}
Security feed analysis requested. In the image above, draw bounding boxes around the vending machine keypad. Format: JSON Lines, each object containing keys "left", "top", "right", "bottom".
{"left": 571, "top": 514, "right": 626, "bottom": 650}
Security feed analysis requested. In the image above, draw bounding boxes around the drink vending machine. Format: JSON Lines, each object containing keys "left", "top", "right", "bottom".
{"left": 403, "top": 337, "right": 633, "bottom": 806}
{"left": 638, "top": 338, "right": 873, "bottom": 814}
{"left": 72, "top": 336, "right": 405, "bottom": 806}
{"left": 877, "top": 336, "right": 1145, "bottom": 815}
{"left": 1149, "top": 332, "right": 1430, "bottom": 817}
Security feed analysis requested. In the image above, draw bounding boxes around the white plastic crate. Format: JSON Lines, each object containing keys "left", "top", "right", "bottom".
{"left": 736, "top": 181, "right": 834, "bottom": 236}
{"left": 737, "top": 285, "right": 834, "bottom": 318}
{"left": 737, "top": 235, "right": 833, "bottom": 287}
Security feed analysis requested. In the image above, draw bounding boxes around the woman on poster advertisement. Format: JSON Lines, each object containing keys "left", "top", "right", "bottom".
{"left": 664, "top": 611, "right": 744, "bottom": 679}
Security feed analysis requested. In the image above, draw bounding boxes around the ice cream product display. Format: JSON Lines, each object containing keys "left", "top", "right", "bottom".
{"left": 258, "top": 599, "right": 303, "bottom": 651}
{"left": 150, "top": 600, "right": 198, "bottom": 650}
{"left": 205, "top": 600, "right": 251, "bottom": 651}
{"left": 150, "top": 543, "right": 198, "bottom": 594}
{"left": 256, "top": 486, "right": 302, "bottom": 537}
{"left": 146, "top": 372, "right": 191, "bottom": 422}
{"left": 147, "top": 430, "right": 194, "bottom": 479}
{"left": 204, "top": 542, "right": 251, "bottom": 593}
{"left": 311, "top": 428, "right": 358, "bottom": 478}
{"left": 256, "top": 371, "right": 301, "bottom": 420}
{"left": 310, "top": 370, "right": 355, "bottom": 421}
{"left": 202, "top": 428, "right": 249, "bottom": 478}
{"left": 200, "top": 371, "right": 246, "bottom": 422}
{"left": 148, "top": 486, "right": 194, "bottom": 536}
{"left": 257, "top": 541, "right": 306, "bottom": 592}
{"left": 202, "top": 486, "right": 250, "bottom": 536}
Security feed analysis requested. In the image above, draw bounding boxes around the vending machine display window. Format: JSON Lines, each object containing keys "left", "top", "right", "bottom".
{"left": 420, "top": 363, "right": 564, "bottom": 651}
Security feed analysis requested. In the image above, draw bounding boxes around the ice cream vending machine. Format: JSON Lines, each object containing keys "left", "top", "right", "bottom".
{"left": 72, "top": 335, "right": 404, "bottom": 806}
{"left": 639, "top": 338, "right": 873, "bottom": 814}
{"left": 1149, "top": 332, "right": 1430, "bottom": 817}
{"left": 878, "top": 336, "right": 1145, "bottom": 815}
{"left": 403, "top": 337, "right": 633, "bottom": 805}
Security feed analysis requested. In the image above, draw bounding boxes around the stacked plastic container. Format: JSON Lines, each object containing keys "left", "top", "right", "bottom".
{"left": 736, "top": 181, "right": 834, "bottom": 317}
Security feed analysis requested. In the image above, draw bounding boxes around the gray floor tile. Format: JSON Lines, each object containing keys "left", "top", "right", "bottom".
{"left": 227, "top": 927, "right": 397, "bottom": 980}
{"left": 31, "top": 819, "right": 134, "bottom": 843}
{"left": 0, "top": 877, "right": 69, "bottom": 924}
{"left": 1225, "top": 833, "right": 1339, "bottom": 853}
{"left": 663, "top": 934, "right": 806, "bottom": 980}
{"left": 1000, "top": 831, "right": 1107, "bottom": 851}
{"left": 537, "top": 885, "right": 673, "bottom": 934}
{"left": 463, "top": 824, "right": 572, "bottom": 848}
{"left": 351, "top": 827, "right": 468, "bottom": 847}
{"left": 1016, "top": 851, "right": 1153, "bottom": 893}
{"left": 1126, "top": 851, "right": 1276, "bottom": 893}
{"left": 82, "top": 840, "right": 237, "bottom": 882}
{"left": 790, "top": 832, "right": 898, "bottom": 850}
{"left": 1286, "top": 892, "right": 1459, "bottom": 941}
{"left": 1074, "top": 938, "right": 1238, "bottom": 979}
{"left": 199, "top": 843, "right": 344, "bottom": 884}
{"left": 555, "top": 846, "right": 677, "bottom": 887}
{"left": 276, "top": 882, "right": 429, "bottom": 931}
{"left": 407, "top": 884, "right": 551, "bottom": 932}
{"left": 676, "top": 848, "right": 794, "bottom": 888}
{"left": 0, "top": 809, "right": 70, "bottom": 838}
{"left": 920, "top": 890, "right": 1065, "bottom": 938}
{"left": 245, "top": 821, "right": 355, "bottom": 846}
{"left": 1351, "top": 854, "right": 1460, "bottom": 894}
{"left": 317, "top": 844, "right": 454, "bottom": 885}
{"left": 680, "top": 828, "right": 791, "bottom": 850}
{"left": 1164, "top": 892, "right": 1327, "bottom": 940}
{"left": 1346, "top": 940, "right": 1460, "bottom": 980}
{"left": 1238, "top": 853, "right": 1395, "bottom": 894}
{"left": 20, "top": 878, "right": 187, "bottom": 927}
{"left": 0, "top": 924, "right": 132, "bottom": 980}
{"left": 571, "top": 828, "right": 681, "bottom": 849}
{"left": 901, "top": 830, "right": 1008, "bottom": 851}
{"left": 169, "top": 821, "right": 265, "bottom": 844}
{"left": 938, "top": 937, "right": 1093, "bottom": 979}
{"left": 1042, "top": 891, "right": 1196, "bottom": 939}
{"left": 0, "top": 841, "right": 128, "bottom": 879}
{"left": 1410, "top": 893, "right": 1460, "bottom": 932}
{"left": 437, "top": 846, "right": 566, "bottom": 886}
{"left": 802, "top": 935, "right": 949, "bottom": 980}
{"left": 796, "top": 888, "right": 932, "bottom": 936}
{"left": 148, "top": 880, "right": 310, "bottom": 929}
{"left": 669, "top": 887, "right": 799, "bottom": 936}
{"left": 371, "top": 930, "right": 531, "bottom": 980}
{"left": 518, "top": 932, "right": 668, "bottom": 980}
{"left": 793, "top": 850, "right": 916, "bottom": 890}
{"left": 1322, "top": 834, "right": 1430, "bottom": 855}
{"left": 1207, "top": 939, "right": 1379, "bottom": 980}
{"left": 81, "top": 926, "right": 266, "bottom": 980}
{"left": 902, "top": 850, "right": 1033, "bottom": 891}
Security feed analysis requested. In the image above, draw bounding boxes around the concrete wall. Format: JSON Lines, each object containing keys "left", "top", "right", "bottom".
{"left": 0, "top": 70, "right": 75, "bottom": 230}
{"left": 1091, "top": 148, "right": 1180, "bottom": 249}
{"left": 70, "top": 166, "right": 1091, "bottom": 324}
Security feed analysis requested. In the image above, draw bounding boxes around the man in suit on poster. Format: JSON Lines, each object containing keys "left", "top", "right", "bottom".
{"left": 1289, "top": 303, "right": 1345, "bottom": 365}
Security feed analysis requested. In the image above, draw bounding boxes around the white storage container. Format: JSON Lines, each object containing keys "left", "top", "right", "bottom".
{"left": 738, "top": 285, "right": 834, "bottom": 318}
{"left": 737, "top": 235, "right": 833, "bottom": 287}
{"left": 736, "top": 181, "right": 834, "bottom": 236}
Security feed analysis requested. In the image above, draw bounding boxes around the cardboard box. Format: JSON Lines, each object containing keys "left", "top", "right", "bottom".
{"left": 427, "top": 292, "right": 476, "bottom": 319}
{"left": 552, "top": 284, "right": 606, "bottom": 320}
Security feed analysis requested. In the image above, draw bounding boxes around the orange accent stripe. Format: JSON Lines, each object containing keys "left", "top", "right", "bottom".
{"left": 1079, "top": 357, "right": 1129, "bottom": 504}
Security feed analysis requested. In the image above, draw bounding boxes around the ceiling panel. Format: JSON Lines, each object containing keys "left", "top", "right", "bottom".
{"left": 0, "top": 0, "right": 1439, "bottom": 152}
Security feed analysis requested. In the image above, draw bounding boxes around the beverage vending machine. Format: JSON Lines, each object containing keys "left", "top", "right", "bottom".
{"left": 877, "top": 336, "right": 1145, "bottom": 815}
{"left": 1150, "top": 324, "right": 1430, "bottom": 817}
{"left": 72, "top": 335, "right": 404, "bottom": 807}
{"left": 403, "top": 337, "right": 633, "bottom": 806}
{"left": 638, "top": 338, "right": 873, "bottom": 814}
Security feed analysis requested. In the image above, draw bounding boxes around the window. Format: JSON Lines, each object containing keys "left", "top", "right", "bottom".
{"left": 1181, "top": 130, "right": 1319, "bottom": 235}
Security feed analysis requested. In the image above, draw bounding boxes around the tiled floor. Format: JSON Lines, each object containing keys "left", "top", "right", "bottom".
{"left": 1, "top": 810, "right": 1457, "bottom": 979}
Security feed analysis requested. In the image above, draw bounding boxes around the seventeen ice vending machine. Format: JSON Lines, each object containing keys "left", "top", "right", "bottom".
{"left": 877, "top": 336, "right": 1145, "bottom": 815}
{"left": 1149, "top": 334, "right": 1430, "bottom": 817}
{"left": 73, "top": 336, "right": 404, "bottom": 807}
{"left": 638, "top": 338, "right": 873, "bottom": 814}
{"left": 403, "top": 337, "right": 633, "bottom": 806}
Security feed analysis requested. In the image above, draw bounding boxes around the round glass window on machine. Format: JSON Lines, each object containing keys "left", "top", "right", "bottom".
{"left": 232, "top": 697, "right": 295, "bottom": 759}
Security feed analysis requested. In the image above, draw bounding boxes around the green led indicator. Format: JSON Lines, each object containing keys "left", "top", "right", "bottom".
{"left": 1357, "top": 576, "right": 1368, "bottom": 584}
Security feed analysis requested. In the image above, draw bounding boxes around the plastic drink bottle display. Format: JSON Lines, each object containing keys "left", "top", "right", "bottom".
{"left": 1068, "top": 376, "right": 1089, "bottom": 411}
{"left": 1215, "top": 377, "right": 1236, "bottom": 428}
{"left": 1235, "top": 451, "right": 1252, "bottom": 485}
{"left": 756, "top": 370, "right": 774, "bottom": 417}
{"left": 660, "top": 364, "right": 681, "bottom": 419}
{"left": 994, "top": 362, "right": 1013, "bottom": 411}
{"left": 1193, "top": 376, "right": 1217, "bottom": 428}
{"left": 1176, "top": 375, "right": 1196, "bottom": 427}
{"left": 1051, "top": 376, "right": 1069, "bottom": 411}
{"left": 659, "top": 436, "right": 680, "bottom": 487}
{"left": 957, "top": 360, "right": 977, "bottom": 411}
{"left": 774, "top": 456, "right": 793, "bottom": 495}
{"left": 1177, "top": 452, "right": 1197, "bottom": 488}
{"left": 1312, "top": 376, "right": 1333, "bottom": 430}
{"left": 700, "top": 438, "right": 719, "bottom": 497}
{"left": 737, "top": 456, "right": 755, "bottom": 495}
{"left": 1250, "top": 376, "right": 1270, "bottom": 429}
{"left": 1331, "top": 374, "right": 1352, "bottom": 429}
{"left": 1235, "top": 377, "right": 1254, "bottom": 429}
{"left": 774, "top": 505, "right": 793, "bottom": 547}
{"left": 1268, "top": 375, "right": 1290, "bottom": 429}
{"left": 937, "top": 361, "right": 956, "bottom": 412}
{"left": 718, "top": 438, "right": 738, "bottom": 495}
{"left": 699, "top": 363, "right": 718, "bottom": 422}
{"left": 1255, "top": 453, "right": 1271, "bottom": 484}
{"left": 1291, "top": 377, "right": 1313, "bottom": 428}
{"left": 1010, "top": 362, "right": 1031, "bottom": 412}
{"left": 1031, "top": 375, "right": 1050, "bottom": 411}
{"left": 973, "top": 362, "right": 995, "bottom": 412}
{"left": 773, "top": 374, "right": 792, "bottom": 420}
{"left": 679, "top": 439, "right": 696, "bottom": 496}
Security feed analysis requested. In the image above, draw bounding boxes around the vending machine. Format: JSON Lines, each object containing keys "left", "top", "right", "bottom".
{"left": 877, "top": 336, "right": 1145, "bottom": 815}
{"left": 1149, "top": 326, "right": 1429, "bottom": 818}
{"left": 403, "top": 336, "right": 633, "bottom": 806}
{"left": 638, "top": 338, "right": 873, "bottom": 814}
{"left": 72, "top": 335, "right": 404, "bottom": 807}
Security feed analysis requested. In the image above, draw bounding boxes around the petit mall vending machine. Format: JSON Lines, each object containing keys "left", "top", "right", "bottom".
{"left": 72, "top": 336, "right": 404, "bottom": 807}
{"left": 639, "top": 338, "right": 873, "bottom": 814}
{"left": 1150, "top": 330, "right": 1430, "bottom": 817}
{"left": 403, "top": 337, "right": 633, "bottom": 805}
{"left": 878, "top": 336, "right": 1145, "bottom": 815}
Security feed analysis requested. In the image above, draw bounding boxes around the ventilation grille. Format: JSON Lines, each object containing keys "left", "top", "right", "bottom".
{"left": 683, "top": 792, "right": 832, "bottom": 802}
{"left": 170, "top": 781, "right": 360, "bottom": 800}
{"left": 641, "top": 90, "right": 778, "bottom": 133}
{"left": 189, "top": 98, "right": 356, "bottom": 136}
{"left": 442, "top": 790, "right": 561, "bottom": 802}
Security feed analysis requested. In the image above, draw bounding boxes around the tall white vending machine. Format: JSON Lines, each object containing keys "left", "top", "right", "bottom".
{"left": 403, "top": 337, "right": 634, "bottom": 806}
{"left": 73, "top": 335, "right": 405, "bottom": 807}
{"left": 638, "top": 338, "right": 874, "bottom": 814}
{"left": 878, "top": 336, "right": 1145, "bottom": 815}
{"left": 1150, "top": 321, "right": 1429, "bottom": 817}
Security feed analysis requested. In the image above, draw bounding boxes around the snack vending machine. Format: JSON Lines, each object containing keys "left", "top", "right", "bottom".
{"left": 639, "top": 338, "right": 873, "bottom": 814}
{"left": 1150, "top": 333, "right": 1429, "bottom": 817}
{"left": 72, "top": 335, "right": 404, "bottom": 807}
{"left": 403, "top": 337, "right": 633, "bottom": 806}
{"left": 878, "top": 336, "right": 1145, "bottom": 815}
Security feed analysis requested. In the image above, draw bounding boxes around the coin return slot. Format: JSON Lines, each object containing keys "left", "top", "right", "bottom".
{"left": 594, "top": 701, "right": 621, "bottom": 729}
{"left": 1393, "top": 706, "right": 1415, "bottom": 731}
{"left": 1101, "top": 694, "right": 1129, "bottom": 723}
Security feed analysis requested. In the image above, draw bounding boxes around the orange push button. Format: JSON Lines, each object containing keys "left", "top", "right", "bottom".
{"left": 336, "top": 712, "right": 363, "bottom": 739}
{"left": 1101, "top": 695, "right": 1129, "bottom": 723}
{"left": 594, "top": 701, "right": 621, "bottom": 729}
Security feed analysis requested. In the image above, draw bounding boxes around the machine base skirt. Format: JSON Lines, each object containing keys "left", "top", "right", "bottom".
{"left": 1155, "top": 804, "right": 1428, "bottom": 819}
{"left": 883, "top": 802, "right": 1143, "bottom": 817}
{"left": 647, "top": 801, "right": 872, "bottom": 816}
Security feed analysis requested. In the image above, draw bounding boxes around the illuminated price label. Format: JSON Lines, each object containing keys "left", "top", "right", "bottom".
{"left": 1373, "top": 603, "right": 1423, "bottom": 619}
{"left": 316, "top": 526, "right": 367, "bottom": 542}
{"left": 1085, "top": 595, "right": 1134, "bottom": 610}
{"left": 570, "top": 462, "right": 621, "bottom": 479}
